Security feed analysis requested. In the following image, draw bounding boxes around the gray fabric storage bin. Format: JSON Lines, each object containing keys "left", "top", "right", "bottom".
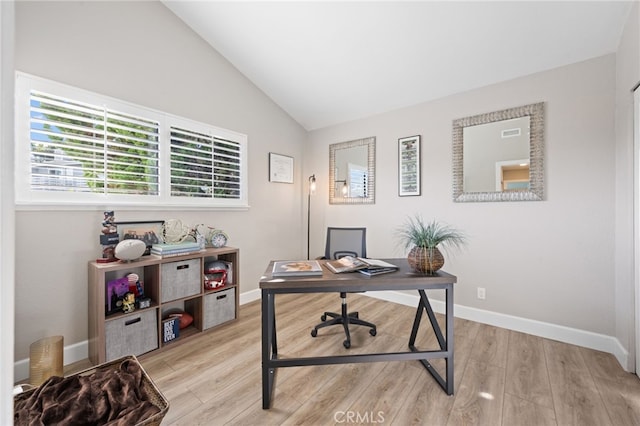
{"left": 203, "top": 288, "right": 235, "bottom": 330}
{"left": 161, "top": 258, "right": 201, "bottom": 303}
{"left": 105, "top": 309, "right": 158, "bottom": 361}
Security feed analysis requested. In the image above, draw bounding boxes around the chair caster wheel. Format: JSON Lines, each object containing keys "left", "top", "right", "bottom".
{"left": 321, "top": 315, "right": 327, "bottom": 321}
{"left": 370, "top": 329, "right": 377, "bottom": 336}
{"left": 343, "top": 340, "right": 351, "bottom": 349}
{"left": 311, "top": 329, "right": 318, "bottom": 337}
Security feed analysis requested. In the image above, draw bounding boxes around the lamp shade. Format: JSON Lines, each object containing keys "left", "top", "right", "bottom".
{"left": 309, "top": 175, "right": 316, "bottom": 194}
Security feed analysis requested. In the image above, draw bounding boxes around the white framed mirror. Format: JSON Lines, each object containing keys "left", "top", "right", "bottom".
{"left": 329, "top": 137, "right": 375, "bottom": 204}
{"left": 452, "top": 102, "right": 544, "bottom": 202}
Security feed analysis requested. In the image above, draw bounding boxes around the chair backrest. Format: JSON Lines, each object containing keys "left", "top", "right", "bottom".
{"left": 324, "top": 227, "right": 367, "bottom": 260}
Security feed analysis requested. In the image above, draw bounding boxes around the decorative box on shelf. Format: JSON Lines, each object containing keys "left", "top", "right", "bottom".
{"left": 160, "top": 258, "right": 200, "bottom": 302}
{"left": 105, "top": 309, "right": 158, "bottom": 362}
{"left": 203, "top": 287, "right": 236, "bottom": 330}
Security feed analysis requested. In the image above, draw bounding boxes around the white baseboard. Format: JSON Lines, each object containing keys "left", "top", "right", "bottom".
{"left": 239, "top": 288, "right": 261, "bottom": 305}
{"left": 14, "top": 288, "right": 631, "bottom": 381}
{"left": 366, "top": 290, "right": 630, "bottom": 370}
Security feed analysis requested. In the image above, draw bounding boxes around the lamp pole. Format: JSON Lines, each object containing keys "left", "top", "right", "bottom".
{"left": 307, "top": 174, "right": 316, "bottom": 260}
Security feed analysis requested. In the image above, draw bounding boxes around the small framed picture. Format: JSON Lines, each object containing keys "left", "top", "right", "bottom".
{"left": 269, "top": 152, "right": 294, "bottom": 183}
{"left": 162, "top": 317, "right": 180, "bottom": 343}
{"left": 398, "top": 135, "right": 421, "bottom": 197}
{"left": 114, "top": 221, "right": 164, "bottom": 255}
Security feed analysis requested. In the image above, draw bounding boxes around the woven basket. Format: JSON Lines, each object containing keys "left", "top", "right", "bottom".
{"left": 14, "top": 355, "right": 168, "bottom": 426}
{"left": 407, "top": 246, "right": 444, "bottom": 274}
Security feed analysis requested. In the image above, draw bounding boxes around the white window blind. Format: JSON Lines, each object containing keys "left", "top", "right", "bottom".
{"left": 105, "top": 110, "right": 160, "bottom": 195}
{"left": 15, "top": 72, "right": 248, "bottom": 209}
{"left": 29, "top": 91, "right": 160, "bottom": 195}
{"left": 169, "top": 127, "right": 241, "bottom": 199}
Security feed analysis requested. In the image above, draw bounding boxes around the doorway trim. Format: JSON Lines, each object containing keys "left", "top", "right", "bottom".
{"left": 634, "top": 85, "right": 640, "bottom": 375}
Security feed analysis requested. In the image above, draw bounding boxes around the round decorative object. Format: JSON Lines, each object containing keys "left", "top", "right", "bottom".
{"left": 407, "top": 246, "right": 444, "bottom": 274}
{"left": 210, "top": 230, "right": 228, "bottom": 248}
{"left": 114, "top": 239, "right": 146, "bottom": 261}
{"left": 162, "top": 219, "right": 189, "bottom": 243}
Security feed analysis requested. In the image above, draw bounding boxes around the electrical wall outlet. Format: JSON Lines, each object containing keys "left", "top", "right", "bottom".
{"left": 477, "top": 287, "right": 486, "bottom": 300}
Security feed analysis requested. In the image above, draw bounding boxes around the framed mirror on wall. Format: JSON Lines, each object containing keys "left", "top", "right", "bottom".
{"left": 329, "top": 137, "right": 375, "bottom": 204}
{"left": 452, "top": 102, "right": 544, "bottom": 202}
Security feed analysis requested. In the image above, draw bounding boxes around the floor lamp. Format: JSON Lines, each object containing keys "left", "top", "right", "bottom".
{"left": 307, "top": 174, "right": 316, "bottom": 260}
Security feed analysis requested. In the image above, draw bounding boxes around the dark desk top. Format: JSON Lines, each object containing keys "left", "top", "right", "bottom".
{"left": 259, "top": 258, "right": 456, "bottom": 293}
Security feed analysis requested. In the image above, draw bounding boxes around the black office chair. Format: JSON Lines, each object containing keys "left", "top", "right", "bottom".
{"left": 311, "top": 227, "right": 377, "bottom": 348}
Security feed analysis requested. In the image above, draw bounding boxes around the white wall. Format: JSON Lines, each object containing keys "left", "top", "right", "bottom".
{"left": 307, "top": 55, "right": 618, "bottom": 342}
{"left": 13, "top": 1, "right": 307, "bottom": 365}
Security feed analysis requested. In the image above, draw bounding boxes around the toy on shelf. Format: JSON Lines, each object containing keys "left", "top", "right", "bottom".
{"left": 122, "top": 292, "right": 136, "bottom": 313}
{"left": 98, "top": 211, "right": 119, "bottom": 263}
{"left": 105, "top": 273, "right": 147, "bottom": 316}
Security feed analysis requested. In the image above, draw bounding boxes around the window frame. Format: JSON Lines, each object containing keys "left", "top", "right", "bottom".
{"left": 15, "top": 72, "right": 249, "bottom": 210}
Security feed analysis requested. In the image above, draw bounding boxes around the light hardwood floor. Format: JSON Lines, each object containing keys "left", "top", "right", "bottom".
{"left": 72, "top": 293, "right": 640, "bottom": 425}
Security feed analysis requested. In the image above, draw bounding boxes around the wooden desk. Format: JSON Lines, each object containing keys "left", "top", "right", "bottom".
{"left": 260, "top": 258, "right": 457, "bottom": 409}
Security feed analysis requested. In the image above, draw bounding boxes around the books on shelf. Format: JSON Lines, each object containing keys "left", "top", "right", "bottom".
{"left": 272, "top": 260, "right": 323, "bottom": 277}
{"left": 151, "top": 242, "right": 202, "bottom": 257}
{"left": 152, "top": 242, "right": 200, "bottom": 252}
{"left": 325, "top": 256, "right": 399, "bottom": 274}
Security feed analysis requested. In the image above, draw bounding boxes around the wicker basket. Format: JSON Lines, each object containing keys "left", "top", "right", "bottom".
{"left": 407, "top": 246, "right": 445, "bottom": 274}
{"left": 14, "top": 355, "right": 168, "bottom": 426}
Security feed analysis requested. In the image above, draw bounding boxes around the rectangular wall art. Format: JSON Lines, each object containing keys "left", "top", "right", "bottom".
{"left": 269, "top": 152, "right": 294, "bottom": 183}
{"left": 398, "top": 135, "right": 421, "bottom": 196}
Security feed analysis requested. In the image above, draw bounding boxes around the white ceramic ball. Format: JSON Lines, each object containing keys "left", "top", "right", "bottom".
{"left": 114, "top": 239, "right": 146, "bottom": 261}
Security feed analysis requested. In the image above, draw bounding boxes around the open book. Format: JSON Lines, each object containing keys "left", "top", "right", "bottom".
{"left": 325, "top": 256, "right": 398, "bottom": 274}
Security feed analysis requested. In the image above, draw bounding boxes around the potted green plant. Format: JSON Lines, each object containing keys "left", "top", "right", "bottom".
{"left": 397, "top": 215, "right": 467, "bottom": 274}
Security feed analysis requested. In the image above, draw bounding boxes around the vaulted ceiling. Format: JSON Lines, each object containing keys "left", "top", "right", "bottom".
{"left": 163, "top": 1, "right": 633, "bottom": 130}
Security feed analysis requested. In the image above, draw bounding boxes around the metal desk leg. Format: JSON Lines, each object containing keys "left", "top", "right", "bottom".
{"left": 408, "top": 295, "right": 424, "bottom": 348}
{"left": 446, "top": 285, "right": 454, "bottom": 395}
{"left": 420, "top": 289, "right": 445, "bottom": 349}
{"left": 408, "top": 287, "right": 454, "bottom": 395}
{"left": 262, "top": 290, "right": 277, "bottom": 408}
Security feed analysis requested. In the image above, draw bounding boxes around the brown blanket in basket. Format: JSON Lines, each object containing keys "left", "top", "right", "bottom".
{"left": 15, "top": 358, "right": 160, "bottom": 426}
